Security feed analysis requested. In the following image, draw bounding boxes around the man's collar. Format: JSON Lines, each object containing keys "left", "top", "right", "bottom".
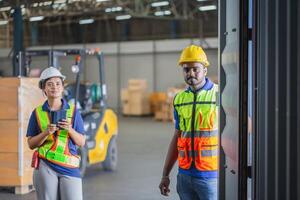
{"left": 42, "top": 98, "right": 70, "bottom": 111}
{"left": 185, "top": 77, "right": 213, "bottom": 93}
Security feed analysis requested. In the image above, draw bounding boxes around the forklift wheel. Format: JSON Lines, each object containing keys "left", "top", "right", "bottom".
{"left": 102, "top": 136, "right": 117, "bottom": 171}
{"left": 77, "top": 146, "right": 88, "bottom": 177}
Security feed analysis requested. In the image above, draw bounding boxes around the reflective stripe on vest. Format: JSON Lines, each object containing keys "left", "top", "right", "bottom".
{"left": 174, "top": 84, "right": 218, "bottom": 171}
{"left": 181, "top": 130, "right": 218, "bottom": 138}
{"left": 35, "top": 104, "right": 80, "bottom": 168}
{"left": 178, "top": 149, "right": 218, "bottom": 158}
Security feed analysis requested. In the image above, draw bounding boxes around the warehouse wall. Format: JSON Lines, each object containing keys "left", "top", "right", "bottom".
{"left": 0, "top": 38, "right": 218, "bottom": 111}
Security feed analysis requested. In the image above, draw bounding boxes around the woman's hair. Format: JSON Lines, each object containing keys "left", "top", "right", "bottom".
{"left": 39, "top": 77, "right": 64, "bottom": 90}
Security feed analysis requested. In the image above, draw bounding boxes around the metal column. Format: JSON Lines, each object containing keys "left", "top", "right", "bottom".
{"left": 12, "top": 7, "right": 24, "bottom": 76}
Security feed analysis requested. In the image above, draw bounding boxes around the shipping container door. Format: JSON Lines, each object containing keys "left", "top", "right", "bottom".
{"left": 219, "top": 0, "right": 249, "bottom": 199}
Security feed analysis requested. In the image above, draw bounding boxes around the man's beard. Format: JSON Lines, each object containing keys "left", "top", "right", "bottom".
{"left": 186, "top": 77, "right": 198, "bottom": 85}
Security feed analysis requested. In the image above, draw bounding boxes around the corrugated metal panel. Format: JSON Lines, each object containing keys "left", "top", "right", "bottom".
{"left": 219, "top": 0, "right": 249, "bottom": 199}
{"left": 255, "top": 0, "right": 300, "bottom": 199}
{"left": 219, "top": 0, "right": 241, "bottom": 195}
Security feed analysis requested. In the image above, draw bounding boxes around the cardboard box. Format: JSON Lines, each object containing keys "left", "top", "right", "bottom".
{"left": 129, "top": 90, "right": 148, "bottom": 104}
{"left": 166, "top": 87, "right": 182, "bottom": 103}
{"left": 122, "top": 79, "right": 151, "bottom": 115}
{"left": 122, "top": 102, "right": 130, "bottom": 115}
{"left": 121, "top": 89, "right": 129, "bottom": 101}
{"left": 129, "top": 102, "right": 151, "bottom": 115}
{"left": 128, "top": 79, "right": 147, "bottom": 91}
{"left": 154, "top": 111, "right": 163, "bottom": 120}
{"left": 149, "top": 92, "right": 167, "bottom": 113}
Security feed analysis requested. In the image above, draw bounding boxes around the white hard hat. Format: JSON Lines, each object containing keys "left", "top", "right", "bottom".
{"left": 39, "top": 67, "right": 66, "bottom": 89}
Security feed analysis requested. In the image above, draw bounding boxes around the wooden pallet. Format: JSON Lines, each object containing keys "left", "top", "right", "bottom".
{"left": 0, "top": 184, "right": 34, "bottom": 194}
{"left": 14, "top": 185, "right": 35, "bottom": 194}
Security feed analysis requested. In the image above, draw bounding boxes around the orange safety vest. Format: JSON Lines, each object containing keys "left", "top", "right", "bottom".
{"left": 35, "top": 104, "right": 80, "bottom": 168}
{"left": 174, "top": 84, "right": 218, "bottom": 171}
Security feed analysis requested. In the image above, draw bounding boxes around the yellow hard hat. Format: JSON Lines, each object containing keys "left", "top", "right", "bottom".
{"left": 178, "top": 45, "right": 209, "bottom": 67}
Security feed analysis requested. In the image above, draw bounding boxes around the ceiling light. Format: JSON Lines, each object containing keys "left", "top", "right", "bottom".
{"left": 105, "top": 8, "right": 112, "bottom": 12}
{"left": 151, "top": 1, "right": 169, "bottom": 7}
{"left": 96, "top": 0, "right": 109, "bottom": 2}
{"left": 154, "top": 10, "right": 171, "bottom": 16}
{"left": 0, "top": 6, "right": 11, "bottom": 12}
{"left": 29, "top": 16, "right": 44, "bottom": 22}
{"left": 54, "top": 0, "right": 66, "bottom": 3}
{"left": 154, "top": 11, "right": 164, "bottom": 16}
{"left": 33, "top": 3, "right": 39, "bottom": 7}
{"left": 79, "top": 18, "right": 94, "bottom": 24}
{"left": 43, "top": 1, "right": 53, "bottom": 6}
{"left": 22, "top": 8, "right": 26, "bottom": 15}
{"left": 113, "top": 7, "right": 122, "bottom": 11}
{"left": 0, "top": 20, "right": 8, "bottom": 26}
{"left": 52, "top": 4, "right": 59, "bottom": 9}
{"left": 115, "top": 15, "right": 131, "bottom": 20}
{"left": 105, "top": 6, "right": 122, "bottom": 12}
{"left": 198, "top": 5, "right": 217, "bottom": 11}
{"left": 164, "top": 10, "right": 171, "bottom": 15}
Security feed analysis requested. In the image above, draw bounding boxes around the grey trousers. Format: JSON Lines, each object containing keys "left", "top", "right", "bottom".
{"left": 33, "top": 160, "right": 83, "bottom": 200}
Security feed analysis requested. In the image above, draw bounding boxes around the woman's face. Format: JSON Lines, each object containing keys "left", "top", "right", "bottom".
{"left": 43, "top": 77, "right": 64, "bottom": 99}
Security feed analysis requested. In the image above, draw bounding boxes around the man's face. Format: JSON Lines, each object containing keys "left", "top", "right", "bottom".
{"left": 182, "top": 62, "right": 207, "bottom": 87}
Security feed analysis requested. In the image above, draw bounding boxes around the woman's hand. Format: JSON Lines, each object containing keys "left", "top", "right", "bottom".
{"left": 58, "top": 119, "right": 85, "bottom": 147}
{"left": 27, "top": 124, "right": 58, "bottom": 150}
{"left": 58, "top": 119, "right": 72, "bottom": 132}
{"left": 46, "top": 124, "right": 58, "bottom": 135}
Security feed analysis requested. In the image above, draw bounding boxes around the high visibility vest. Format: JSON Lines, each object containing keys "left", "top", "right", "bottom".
{"left": 174, "top": 84, "right": 218, "bottom": 171}
{"left": 35, "top": 104, "right": 80, "bottom": 168}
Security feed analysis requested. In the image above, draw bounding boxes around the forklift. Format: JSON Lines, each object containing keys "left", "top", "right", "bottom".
{"left": 17, "top": 48, "right": 118, "bottom": 177}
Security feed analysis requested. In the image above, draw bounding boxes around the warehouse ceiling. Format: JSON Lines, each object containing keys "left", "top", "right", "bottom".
{"left": 1, "top": 0, "right": 217, "bottom": 20}
{"left": 0, "top": 0, "right": 218, "bottom": 46}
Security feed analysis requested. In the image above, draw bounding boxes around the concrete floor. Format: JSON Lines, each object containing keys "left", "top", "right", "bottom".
{"left": 0, "top": 116, "right": 179, "bottom": 200}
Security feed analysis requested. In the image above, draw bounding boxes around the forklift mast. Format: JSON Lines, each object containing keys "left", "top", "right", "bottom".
{"left": 17, "top": 48, "right": 107, "bottom": 111}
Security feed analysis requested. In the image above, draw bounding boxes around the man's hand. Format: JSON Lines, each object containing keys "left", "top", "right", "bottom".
{"left": 159, "top": 176, "right": 170, "bottom": 196}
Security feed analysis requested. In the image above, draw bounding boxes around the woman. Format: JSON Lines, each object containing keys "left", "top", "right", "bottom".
{"left": 26, "top": 67, "right": 86, "bottom": 200}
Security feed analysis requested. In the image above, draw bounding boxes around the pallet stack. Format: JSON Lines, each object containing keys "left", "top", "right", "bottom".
{"left": 121, "top": 79, "right": 151, "bottom": 116}
{"left": 149, "top": 92, "right": 167, "bottom": 120}
{"left": 0, "top": 78, "right": 45, "bottom": 194}
{"left": 152, "top": 87, "right": 183, "bottom": 121}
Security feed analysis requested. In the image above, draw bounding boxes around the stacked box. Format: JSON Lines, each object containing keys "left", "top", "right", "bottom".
{"left": 153, "top": 87, "right": 183, "bottom": 121}
{"left": 167, "top": 87, "right": 183, "bottom": 121}
{"left": 121, "top": 89, "right": 130, "bottom": 114}
{"left": 121, "top": 79, "right": 151, "bottom": 116}
{"left": 0, "top": 78, "right": 45, "bottom": 194}
{"left": 128, "top": 79, "right": 147, "bottom": 91}
{"left": 149, "top": 92, "right": 167, "bottom": 113}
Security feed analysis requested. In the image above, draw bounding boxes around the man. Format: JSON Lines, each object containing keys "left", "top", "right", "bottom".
{"left": 159, "top": 45, "right": 218, "bottom": 200}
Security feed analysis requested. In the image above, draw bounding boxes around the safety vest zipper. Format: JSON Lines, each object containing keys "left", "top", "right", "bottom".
{"left": 191, "top": 92, "right": 197, "bottom": 166}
